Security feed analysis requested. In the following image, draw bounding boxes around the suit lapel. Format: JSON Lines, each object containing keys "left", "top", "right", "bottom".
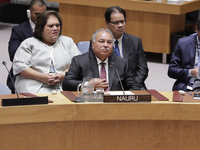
{"left": 122, "top": 33, "right": 130, "bottom": 59}
{"left": 25, "top": 21, "right": 33, "bottom": 37}
{"left": 108, "top": 53, "right": 116, "bottom": 90}
{"left": 89, "top": 51, "right": 99, "bottom": 78}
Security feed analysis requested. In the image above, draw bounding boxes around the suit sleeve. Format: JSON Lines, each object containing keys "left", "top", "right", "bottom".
{"left": 62, "top": 57, "right": 82, "bottom": 91}
{"left": 8, "top": 27, "right": 23, "bottom": 62}
{"left": 168, "top": 40, "right": 190, "bottom": 82}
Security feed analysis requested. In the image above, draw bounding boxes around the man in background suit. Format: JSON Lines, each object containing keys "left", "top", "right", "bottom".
{"left": 7, "top": 0, "right": 46, "bottom": 93}
{"left": 104, "top": 6, "right": 148, "bottom": 90}
{"left": 168, "top": 19, "right": 200, "bottom": 91}
{"left": 62, "top": 28, "right": 139, "bottom": 91}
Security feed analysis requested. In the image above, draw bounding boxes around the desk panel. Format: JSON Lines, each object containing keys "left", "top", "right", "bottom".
{"left": 0, "top": 91, "right": 200, "bottom": 149}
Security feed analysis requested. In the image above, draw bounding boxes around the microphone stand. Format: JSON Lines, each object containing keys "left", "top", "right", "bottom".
{"left": 1, "top": 61, "right": 48, "bottom": 106}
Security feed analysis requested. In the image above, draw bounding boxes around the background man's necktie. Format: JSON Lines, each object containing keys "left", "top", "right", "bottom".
{"left": 114, "top": 40, "right": 120, "bottom": 56}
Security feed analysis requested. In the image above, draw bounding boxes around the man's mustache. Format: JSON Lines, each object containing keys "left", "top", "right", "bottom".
{"left": 100, "top": 47, "right": 110, "bottom": 51}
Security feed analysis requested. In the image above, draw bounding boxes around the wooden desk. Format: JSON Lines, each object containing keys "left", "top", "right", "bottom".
{"left": 0, "top": 91, "right": 200, "bottom": 149}
{"left": 48, "top": 0, "right": 200, "bottom": 60}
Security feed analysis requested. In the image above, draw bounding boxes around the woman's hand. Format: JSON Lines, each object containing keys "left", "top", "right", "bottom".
{"left": 47, "top": 73, "right": 65, "bottom": 85}
{"left": 20, "top": 68, "right": 66, "bottom": 85}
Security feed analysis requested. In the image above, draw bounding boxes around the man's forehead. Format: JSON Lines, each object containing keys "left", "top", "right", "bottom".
{"left": 96, "top": 31, "right": 112, "bottom": 40}
{"left": 32, "top": 5, "right": 46, "bottom": 12}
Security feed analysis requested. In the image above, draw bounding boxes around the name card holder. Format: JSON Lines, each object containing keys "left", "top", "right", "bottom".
{"left": 104, "top": 94, "right": 151, "bottom": 103}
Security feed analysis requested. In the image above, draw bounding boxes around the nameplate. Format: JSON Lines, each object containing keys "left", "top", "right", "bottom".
{"left": 2, "top": 96, "right": 48, "bottom": 107}
{"left": 104, "top": 94, "right": 151, "bottom": 102}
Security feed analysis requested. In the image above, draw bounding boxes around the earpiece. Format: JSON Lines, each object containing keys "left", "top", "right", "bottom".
{"left": 27, "top": 9, "right": 31, "bottom": 18}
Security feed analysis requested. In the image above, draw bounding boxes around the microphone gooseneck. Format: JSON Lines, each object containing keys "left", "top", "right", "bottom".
{"left": 110, "top": 62, "right": 125, "bottom": 95}
{"left": 2, "top": 61, "right": 19, "bottom": 98}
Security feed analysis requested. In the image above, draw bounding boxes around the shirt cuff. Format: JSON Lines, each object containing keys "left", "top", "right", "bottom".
{"left": 188, "top": 69, "right": 192, "bottom": 77}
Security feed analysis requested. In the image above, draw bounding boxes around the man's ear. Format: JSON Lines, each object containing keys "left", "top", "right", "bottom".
{"left": 27, "top": 9, "right": 31, "bottom": 18}
{"left": 105, "top": 21, "right": 109, "bottom": 27}
{"left": 92, "top": 41, "right": 94, "bottom": 48}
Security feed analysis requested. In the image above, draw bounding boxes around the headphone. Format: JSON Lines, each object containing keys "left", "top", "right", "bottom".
{"left": 27, "top": 9, "right": 31, "bottom": 18}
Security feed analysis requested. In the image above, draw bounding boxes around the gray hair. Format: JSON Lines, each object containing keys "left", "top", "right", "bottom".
{"left": 92, "top": 28, "right": 114, "bottom": 42}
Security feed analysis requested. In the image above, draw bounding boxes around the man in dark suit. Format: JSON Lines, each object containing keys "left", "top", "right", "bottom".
{"left": 104, "top": 6, "right": 148, "bottom": 90}
{"left": 62, "top": 28, "right": 139, "bottom": 91}
{"left": 7, "top": 0, "right": 46, "bottom": 93}
{"left": 168, "top": 19, "right": 200, "bottom": 91}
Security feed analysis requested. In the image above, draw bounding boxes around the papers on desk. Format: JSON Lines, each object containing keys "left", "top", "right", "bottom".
{"left": 105, "top": 91, "right": 135, "bottom": 95}
{"left": 167, "top": 0, "right": 184, "bottom": 4}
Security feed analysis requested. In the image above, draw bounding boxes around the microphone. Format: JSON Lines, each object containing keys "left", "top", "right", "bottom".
{"left": 110, "top": 62, "right": 125, "bottom": 95}
{"left": 2, "top": 61, "right": 19, "bottom": 98}
{"left": 1, "top": 61, "right": 49, "bottom": 106}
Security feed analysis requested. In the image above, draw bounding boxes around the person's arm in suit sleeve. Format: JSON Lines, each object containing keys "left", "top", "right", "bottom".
{"left": 168, "top": 40, "right": 190, "bottom": 82}
{"left": 133, "top": 38, "right": 148, "bottom": 88}
{"left": 8, "top": 27, "right": 23, "bottom": 62}
{"left": 62, "top": 56, "right": 83, "bottom": 91}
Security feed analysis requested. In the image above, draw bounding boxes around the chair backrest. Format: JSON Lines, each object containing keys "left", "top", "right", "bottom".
{"left": 0, "top": 82, "right": 11, "bottom": 95}
{"left": 77, "top": 41, "right": 90, "bottom": 54}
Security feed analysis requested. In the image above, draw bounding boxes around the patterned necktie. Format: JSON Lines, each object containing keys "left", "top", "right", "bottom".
{"left": 114, "top": 40, "right": 120, "bottom": 56}
{"left": 100, "top": 62, "right": 109, "bottom": 91}
{"left": 100, "top": 62, "right": 106, "bottom": 81}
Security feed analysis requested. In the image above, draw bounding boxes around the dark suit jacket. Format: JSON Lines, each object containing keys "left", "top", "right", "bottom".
{"left": 9, "top": 20, "right": 33, "bottom": 61}
{"left": 168, "top": 34, "right": 197, "bottom": 91}
{"left": 62, "top": 50, "right": 139, "bottom": 91}
{"left": 7, "top": 20, "right": 33, "bottom": 93}
{"left": 122, "top": 33, "right": 148, "bottom": 90}
{"left": 89, "top": 32, "right": 148, "bottom": 90}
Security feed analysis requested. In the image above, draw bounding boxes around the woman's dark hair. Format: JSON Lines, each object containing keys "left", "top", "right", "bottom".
{"left": 34, "top": 10, "right": 62, "bottom": 41}
{"left": 105, "top": 6, "right": 126, "bottom": 23}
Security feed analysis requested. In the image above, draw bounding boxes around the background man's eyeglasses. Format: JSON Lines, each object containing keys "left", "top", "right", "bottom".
{"left": 109, "top": 20, "right": 127, "bottom": 26}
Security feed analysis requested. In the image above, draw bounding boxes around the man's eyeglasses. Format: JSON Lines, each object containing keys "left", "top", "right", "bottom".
{"left": 109, "top": 20, "right": 127, "bottom": 26}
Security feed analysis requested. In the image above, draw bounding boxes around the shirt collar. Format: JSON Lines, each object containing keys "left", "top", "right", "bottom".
{"left": 29, "top": 18, "right": 35, "bottom": 32}
{"left": 96, "top": 56, "right": 108, "bottom": 65}
{"left": 114, "top": 34, "right": 123, "bottom": 45}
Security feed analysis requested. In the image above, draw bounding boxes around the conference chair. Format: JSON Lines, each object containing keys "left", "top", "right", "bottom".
{"left": 0, "top": 82, "right": 11, "bottom": 95}
{"left": 77, "top": 41, "right": 90, "bottom": 54}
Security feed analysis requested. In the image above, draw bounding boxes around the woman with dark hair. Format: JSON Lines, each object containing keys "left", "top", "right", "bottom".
{"left": 13, "top": 10, "right": 81, "bottom": 93}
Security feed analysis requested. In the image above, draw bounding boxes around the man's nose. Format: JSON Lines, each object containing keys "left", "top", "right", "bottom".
{"left": 117, "top": 22, "right": 123, "bottom": 27}
{"left": 103, "top": 42, "right": 108, "bottom": 47}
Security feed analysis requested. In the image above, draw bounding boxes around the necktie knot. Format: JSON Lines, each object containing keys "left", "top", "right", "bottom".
{"left": 115, "top": 40, "right": 119, "bottom": 45}
{"left": 100, "top": 62, "right": 106, "bottom": 66}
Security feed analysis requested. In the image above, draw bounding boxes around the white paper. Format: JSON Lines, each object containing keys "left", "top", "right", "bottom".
{"left": 167, "top": 0, "right": 184, "bottom": 4}
{"left": 105, "top": 91, "right": 135, "bottom": 95}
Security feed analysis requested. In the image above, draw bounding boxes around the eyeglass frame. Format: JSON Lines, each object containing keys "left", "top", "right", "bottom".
{"left": 109, "top": 20, "right": 127, "bottom": 26}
